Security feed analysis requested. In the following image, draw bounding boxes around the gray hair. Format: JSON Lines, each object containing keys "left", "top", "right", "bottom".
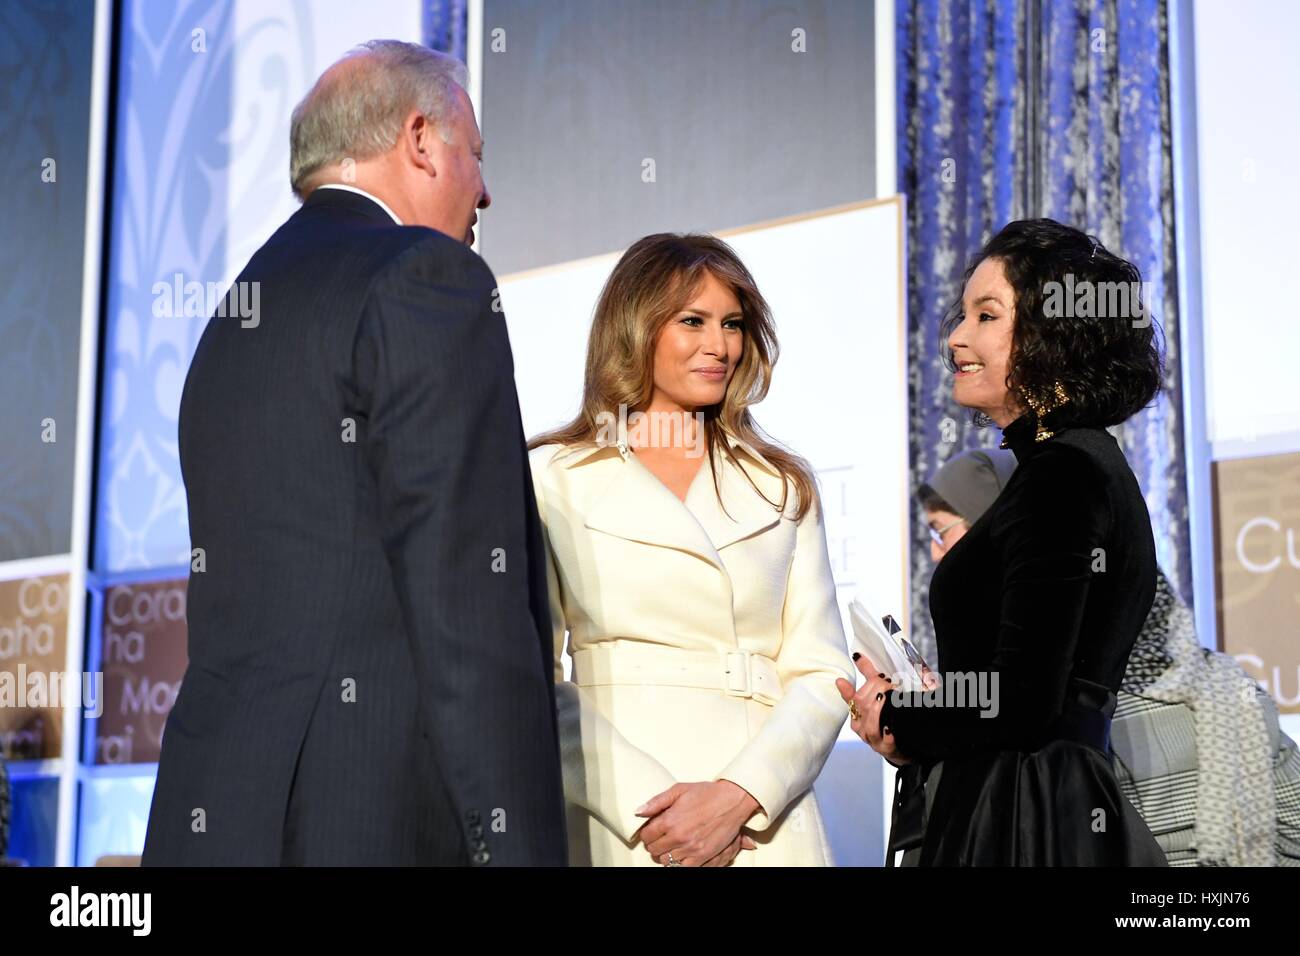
{"left": 289, "top": 39, "right": 469, "bottom": 199}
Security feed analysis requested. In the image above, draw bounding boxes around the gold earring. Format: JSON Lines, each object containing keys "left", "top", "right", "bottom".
{"left": 1025, "top": 382, "right": 1070, "bottom": 442}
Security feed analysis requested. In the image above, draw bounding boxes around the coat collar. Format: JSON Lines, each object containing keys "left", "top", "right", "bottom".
{"left": 559, "top": 417, "right": 787, "bottom": 570}
{"left": 560, "top": 414, "right": 781, "bottom": 475}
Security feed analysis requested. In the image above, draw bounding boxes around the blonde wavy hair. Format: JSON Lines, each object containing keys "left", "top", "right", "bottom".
{"left": 528, "top": 233, "right": 819, "bottom": 522}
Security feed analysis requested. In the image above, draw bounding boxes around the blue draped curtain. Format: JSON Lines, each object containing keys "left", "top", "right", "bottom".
{"left": 425, "top": 0, "right": 469, "bottom": 61}
{"left": 898, "top": 0, "right": 1189, "bottom": 659}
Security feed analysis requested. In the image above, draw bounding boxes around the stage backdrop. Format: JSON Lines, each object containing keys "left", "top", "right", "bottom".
{"left": 1187, "top": 0, "right": 1299, "bottom": 740}
{"left": 475, "top": 0, "right": 879, "bottom": 275}
{"left": 6, "top": 0, "right": 902, "bottom": 866}
{"left": 0, "top": 0, "right": 108, "bottom": 868}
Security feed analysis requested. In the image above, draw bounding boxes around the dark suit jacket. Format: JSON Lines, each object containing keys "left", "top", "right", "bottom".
{"left": 142, "top": 187, "right": 567, "bottom": 865}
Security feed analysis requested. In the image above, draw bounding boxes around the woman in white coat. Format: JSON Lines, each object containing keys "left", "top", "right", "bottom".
{"left": 527, "top": 233, "right": 853, "bottom": 866}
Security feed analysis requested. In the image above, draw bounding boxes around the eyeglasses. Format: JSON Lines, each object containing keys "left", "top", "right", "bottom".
{"left": 927, "top": 517, "right": 966, "bottom": 550}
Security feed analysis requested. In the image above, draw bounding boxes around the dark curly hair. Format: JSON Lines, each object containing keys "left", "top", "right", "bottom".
{"left": 940, "top": 218, "right": 1164, "bottom": 430}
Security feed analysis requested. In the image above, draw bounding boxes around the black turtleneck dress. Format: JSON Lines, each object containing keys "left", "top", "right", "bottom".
{"left": 880, "top": 414, "right": 1168, "bottom": 866}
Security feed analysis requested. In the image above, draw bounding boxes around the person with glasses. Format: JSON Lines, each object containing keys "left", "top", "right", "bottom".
{"left": 918, "top": 448, "right": 1017, "bottom": 562}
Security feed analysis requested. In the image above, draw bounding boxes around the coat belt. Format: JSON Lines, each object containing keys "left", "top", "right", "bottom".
{"left": 571, "top": 644, "right": 784, "bottom": 706}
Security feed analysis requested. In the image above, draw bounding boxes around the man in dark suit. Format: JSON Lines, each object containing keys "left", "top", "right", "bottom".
{"left": 142, "top": 40, "right": 566, "bottom": 865}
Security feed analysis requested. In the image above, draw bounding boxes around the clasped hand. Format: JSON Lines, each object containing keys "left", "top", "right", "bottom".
{"left": 633, "top": 780, "right": 759, "bottom": 867}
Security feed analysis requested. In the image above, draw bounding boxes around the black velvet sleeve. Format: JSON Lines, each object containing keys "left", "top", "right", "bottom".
{"left": 880, "top": 445, "right": 1113, "bottom": 764}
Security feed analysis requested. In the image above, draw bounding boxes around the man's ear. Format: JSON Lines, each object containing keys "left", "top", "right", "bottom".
{"left": 402, "top": 110, "right": 436, "bottom": 177}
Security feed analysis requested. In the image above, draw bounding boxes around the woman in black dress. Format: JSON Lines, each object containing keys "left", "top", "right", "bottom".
{"left": 839, "top": 219, "right": 1168, "bottom": 865}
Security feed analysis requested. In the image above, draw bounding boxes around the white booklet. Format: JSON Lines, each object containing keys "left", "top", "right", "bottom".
{"left": 847, "top": 597, "right": 931, "bottom": 692}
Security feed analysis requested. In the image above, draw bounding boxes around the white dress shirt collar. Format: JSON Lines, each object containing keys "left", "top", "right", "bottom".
{"left": 313, "top": 183, "right": 403, "bottom": 225}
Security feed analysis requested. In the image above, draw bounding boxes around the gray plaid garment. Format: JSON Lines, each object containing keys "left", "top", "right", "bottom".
{"left": 1111, "top": 570, "right": 1300, "bottom": 866}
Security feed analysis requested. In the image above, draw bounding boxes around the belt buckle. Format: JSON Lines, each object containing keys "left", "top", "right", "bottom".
{"left": 723, "top": 650, "right": 752, "bottom": 698}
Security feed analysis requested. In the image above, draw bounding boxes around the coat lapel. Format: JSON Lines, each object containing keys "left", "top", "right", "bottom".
{"left": 575, "top": 426, "right": 786, "bottom": 570}
{"left": 583, "top": 452, "right": 725, "bottom": 569}
{"left": 687, "top": 445, "right": 785, "bottom": 550}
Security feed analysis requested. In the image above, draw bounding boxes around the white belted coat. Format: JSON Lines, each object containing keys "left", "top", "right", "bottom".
{"left": 528, "top": 425, "right": 852, "bottom": 866}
